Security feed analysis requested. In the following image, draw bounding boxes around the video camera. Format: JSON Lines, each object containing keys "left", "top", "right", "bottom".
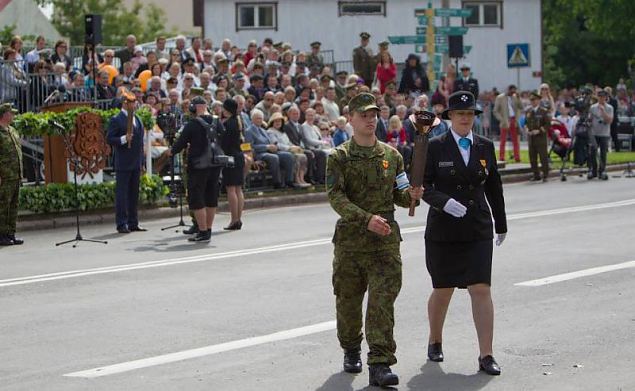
{"left": 156, "top": 111, "right": 179, "bottom": 143}
{"left": 573, "top": 88, "right": 593, "bottom": 115}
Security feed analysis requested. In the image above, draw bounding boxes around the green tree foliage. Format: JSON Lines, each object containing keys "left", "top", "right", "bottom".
{"left": 35, "top": 0, "right": 178, "bottom": 46}
{"left": 543, "top": 0, "right": 635, "bottom": 89}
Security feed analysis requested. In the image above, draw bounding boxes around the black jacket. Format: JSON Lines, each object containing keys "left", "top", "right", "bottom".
{"left": 171, "top": 115, "right": 224, "bottom": 167}
{"left": 221, "top": 115, "right": 243, "bottom": 155}
{"left": 399, "top": 55, "right": 429, "bottom": 95}
{"left": 423, "top": 132, "right": 506, "bottom": 242}
{"left": 283, "top": 121, "right": 303, "bottom": 147}
{"left": 453, "top": 77, "right": 479, "bottom": 98}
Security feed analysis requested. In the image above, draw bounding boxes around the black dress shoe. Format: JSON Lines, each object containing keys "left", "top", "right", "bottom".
{"left": 599, "top": 172, "right": 609, "bottom": 180}
{"left": 427, "top": 343, "right": 444, "bottom": 362}
{"left": 529, "top": 175, "right": 541, "bottom": 181}
{"left": 183, "top": 224, "right": 199, "bottom": 235}
{"left": 8, "top": 234, "right": 23, "bottom": 245}
{"left": 223, "top": 220, "right": 243, "bottom": 231}
{"left": 369, "top": 364, "right": 399, "bottom": 387}
{"left": 188, "top": 229, "right": 211, "bottom": 242}
{"left": 343, "top": 348, "right": 362, "bottom": 373}
{"left": 0, "top": 235, "right": 14, "bottom": 246}
{"left": 587, "top": 172, "right": 597, "bottom": 180}
{"left": 117, "top": 226, "right": 131, "bottom": 234}
{"left": 129, "top": 226, "right": 148, "bottom": 232}
{"left": 478, "top": 355, "right": 501, "bottom": 375}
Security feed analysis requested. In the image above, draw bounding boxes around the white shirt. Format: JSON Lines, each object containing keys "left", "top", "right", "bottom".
{"left": 450, "top": 128, "right": 473, "bottom": 165}
{"left": 507, "top": 96, "right": 515, "bottom": 118}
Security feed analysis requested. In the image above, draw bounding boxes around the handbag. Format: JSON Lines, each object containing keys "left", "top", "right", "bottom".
{"left": 191, "top": 117, "right": 235, "bottom": 169}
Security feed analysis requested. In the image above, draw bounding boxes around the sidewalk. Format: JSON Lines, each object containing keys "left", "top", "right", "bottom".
{"left": 16, "top": 162, "right": 633, "bottom": 232}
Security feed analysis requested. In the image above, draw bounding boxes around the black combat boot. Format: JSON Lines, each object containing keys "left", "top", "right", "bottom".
{"left": 369, "top": 364, "right": 399, "bottom": 387}
{"left": 188, "top": 229, "right": 211, "bottom": 242}
{"left": 343, "top": 348, "right": 362, "bottom": 373}
{"left": 8, "top": 234, "right": 23, "bottom": 245}
{"left": 0, "top": 234, "right": 14, "bottom": 246}
{"left": 183, "top": 222, "right": 199, "bottom": 235}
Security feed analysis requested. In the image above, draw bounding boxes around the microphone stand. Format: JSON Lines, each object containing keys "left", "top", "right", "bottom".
{"left": 54, "top": 123, "right": 108, "bottom": 248}
{"left": 161, "top": 135, "right": 187, "bottom": 232}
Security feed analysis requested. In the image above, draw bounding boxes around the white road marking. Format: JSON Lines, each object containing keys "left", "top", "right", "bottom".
{"left": 515, "top": 260, "right": 635, "bottom": 287}
{"left": 63, "top": 320, "right": 336, "bottom": 378}
{"left": 2, "top": 199, "right": 635, "bottom": 288}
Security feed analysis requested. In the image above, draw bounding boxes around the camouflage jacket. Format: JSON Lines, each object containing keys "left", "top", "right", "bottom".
{"left": 525, "top": 106, "right": 551, "bottom": 134}
{"left": 0, "top": 125, "right": 22, "bottom": 181}
{"left": 326, "top": 138, "right": 413, "bottom": 251}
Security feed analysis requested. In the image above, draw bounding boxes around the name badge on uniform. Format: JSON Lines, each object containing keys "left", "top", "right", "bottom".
{"left": 439, "top": 161, "right": 454, "bottom": 168}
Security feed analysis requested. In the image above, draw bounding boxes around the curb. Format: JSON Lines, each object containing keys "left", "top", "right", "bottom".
{"left": 16, "top": 163, "right": 633, "bottom": 232}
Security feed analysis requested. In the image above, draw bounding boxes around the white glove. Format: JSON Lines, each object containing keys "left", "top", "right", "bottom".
{"left": 496, "top": 233, "right": 507, "bottom": 246}
{"left": 443, "top": 198, "right": 467, "bottom": 218}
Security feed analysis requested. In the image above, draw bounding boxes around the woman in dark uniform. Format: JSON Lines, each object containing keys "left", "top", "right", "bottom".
{"left": 422, "top": 91, "right": 507, "bottom": 375}
{"left": 220, "top": 99, "right": 245, "bottom": 230}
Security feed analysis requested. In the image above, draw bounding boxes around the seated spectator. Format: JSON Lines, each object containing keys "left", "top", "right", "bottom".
{"left": 375, "top": 105, "right": 390, "bottom": 141}
{"left": 68, "top": 72, "right": 92, "bottom": 101}
{"left": 267, "top": 112, "right": 310, "bottom": 187}
{"left": 130, "top": 46, "right": 147, "bottom": 74}
{"left": 121, "top": 61, "right": 136, "bottom": 85}
{"left": 386, "top": 116, "right": 412, "bottom": 168}
{"left": 147, "top": 76, "right": 167, "bottom": 99}
{"left": 332, "top": 116, "right": 350, "bottom": 147}
{"left": 95, "top": 70, "right": 116, "bottom": 100}
{"left": 254, "top": 91, "right": 276, "bottom": 121}
{"left": 301, "top": 108, "right": 332, "bottom": 152}
{"left": 244, "top": 109, "right": 295, "bottom": 188}
{"left": 318, "top": 122, "right": 334, "bottom": 148}
{"left": 30, "top": 60, "right": 53, "bottom": 108}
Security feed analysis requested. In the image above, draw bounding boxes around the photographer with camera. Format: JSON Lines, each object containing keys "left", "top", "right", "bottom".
{"left": 588, "top": 90, "right": 613, "bottom": 180}
{"left": 169, "top": 96, "right": 227, "bottom": 242}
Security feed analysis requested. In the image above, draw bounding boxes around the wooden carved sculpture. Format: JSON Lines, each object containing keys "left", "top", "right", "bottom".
{"left": 66, "top": 112, "right": 111, "bottom": 179}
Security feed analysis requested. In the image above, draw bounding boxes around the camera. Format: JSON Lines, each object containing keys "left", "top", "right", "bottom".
{"left": 213, "top": 155, "right": 235, "bottom": 167}
{"left": 157, "top": 112, "right": 178, "bottom": 142}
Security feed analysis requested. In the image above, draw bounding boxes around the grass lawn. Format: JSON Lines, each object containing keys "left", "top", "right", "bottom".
{"left": 495, "top": 149, "right": 635, "bottom": 165}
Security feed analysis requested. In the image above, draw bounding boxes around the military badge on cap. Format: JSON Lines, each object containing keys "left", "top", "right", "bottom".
{"left": 348, "top": 92, "right": 380, "bottom": 113}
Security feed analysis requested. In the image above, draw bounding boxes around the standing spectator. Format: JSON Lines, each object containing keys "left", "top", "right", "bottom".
{"left": 30, "top": 60, "right": 53, "bottom": 108}
{"left": 175, "top": 36, "right": 192, "bottom": 63}
{"left": 307, "top": 41, "right": 324, "bottom": 70}
{"left": 155, "top": 36, "right": 170, "bottom": 61}
{"left": 524, "top": 91, "right": 551, "bottom": 182}
{"left": 243, "top": 40, "right": 258, "bottom": 69}
{"left": 0, "top": 49, "right": 28, "bottom": 108}
{"left": 186, "top": 37, "right": 204, "bottom": 64}
{"left": 453, "top": 63, "right": 479, "bottom": 98}
{"left": 375, "top": 105, "right": 390, "bottom": 142}
{"left": 106, "top": 93, "right": 147, "bottom": 234}
{"left": 352, "top": 32, "right": 375, "bottom": 88}
{"left": 375, "top": 51, "right": 396, "bottom": 94}
{"left": 25, "top": 35, "right": 47, "bottom": 72}
{"left": 115, "top": 35, "right": 136, "bottom": 73}
{"left": 9, "top": 36, "right": 24, "bottom": 64}
{"left": 588, "top": 90, "right": 613, "bottom": 180}
{"left": 0, "top": 103, "right": 23, "bottom": 245}
{"left": 216, "top": 39, "right": 233, "bottom": 62}
{"left": 220, "top": 99, "right": 246, "bottom": 230}
{"left": 398, "top": 54, "right": 429, "bottom": 96}
{"left": 493, "top": 85, "right": 522, "bottom": 162}
{"left": 244, "top": 109, "right": 295, "bottom": 188}
{"left": 539, "top": 83, "right": 556, "bottom": 117}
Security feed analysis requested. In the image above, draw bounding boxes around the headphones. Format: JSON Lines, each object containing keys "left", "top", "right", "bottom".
{"left": 189, "top": 102, "right": 196, "bottom": 114}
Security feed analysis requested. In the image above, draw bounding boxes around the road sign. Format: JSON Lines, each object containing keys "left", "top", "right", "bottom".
{"left": 388, "top": 35, "right": 425, "bottom": 45}
{"left": 416, "top": 26, "right": 427, "bottom": 35}
{"left": 417, "top": 16, "right": 428, "bottom": 25}
{"left": 435, "top": 26, "right": 468, "bottom": 35}
{"left": 415, "top": 44, "right": 425, "bottom": 53}
{"left": 434, "top": 8, "right": 473, "bottom": 17}
{"left": 507, "top": 43, "right": 530, "bottom": 68}
{"left": 435, "top": 44, "right": 472, "bottom": 54}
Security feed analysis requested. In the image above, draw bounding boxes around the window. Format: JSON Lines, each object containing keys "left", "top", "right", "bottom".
{"left": 338, "top": 1, "right": 386, "bottom": 16}
{"left": 236, "top": 3, "right": 277, "bottom": 30}
{"left": 462, "top": 2, "right": 502, "bottom": 27}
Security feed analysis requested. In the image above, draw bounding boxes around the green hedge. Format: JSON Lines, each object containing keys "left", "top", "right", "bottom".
{"left": 13, "top": 106, "right": 154, "bottom": 137}
{"left": 19, "top": 174, "right": 168, "bottom": 213}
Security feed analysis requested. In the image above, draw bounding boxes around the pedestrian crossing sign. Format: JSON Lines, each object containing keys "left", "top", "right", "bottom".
{"left": 507, "top": 43, "right": 529, "bottom": 68}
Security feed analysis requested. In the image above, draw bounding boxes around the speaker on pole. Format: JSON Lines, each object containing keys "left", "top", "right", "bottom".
{"left": 448, "top": 35, "right": 463, "bottom": 58}
{"left": 85, "top": 14, "right": 102, "bottom": 45}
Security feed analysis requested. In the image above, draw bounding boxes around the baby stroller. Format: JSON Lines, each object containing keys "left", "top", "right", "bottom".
{"left": 548, "top": 119, "right": 573, "bottom": 181}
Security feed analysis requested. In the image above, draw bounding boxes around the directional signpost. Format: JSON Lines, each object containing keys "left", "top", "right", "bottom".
{"left": 387, "top": 4, "right": 473, "bottom": 83}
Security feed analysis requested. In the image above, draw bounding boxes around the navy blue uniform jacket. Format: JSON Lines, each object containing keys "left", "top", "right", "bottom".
{"left": 422, "top": 132, "right": 507, "bottom": 242}
{"left": 106, "top": 111, "right": 145, "bottom": 171}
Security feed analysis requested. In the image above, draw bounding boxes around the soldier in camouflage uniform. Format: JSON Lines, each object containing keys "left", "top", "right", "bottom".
{"left": 524, "top": 91, "right": 551, "bottom": 181}
{"left": 326, "top": 93, "right": 423, "bottom": 387}
{"left": 0, "top": 103, "right": 24, "bottom": 246}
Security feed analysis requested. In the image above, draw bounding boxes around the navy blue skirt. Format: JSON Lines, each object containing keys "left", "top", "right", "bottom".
{"left": 425, "top": 239, "right": 493, "bottom": 289}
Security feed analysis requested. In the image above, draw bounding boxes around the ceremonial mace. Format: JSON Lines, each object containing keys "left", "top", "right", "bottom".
{"left": 408, "top": 110, "right": 440, "bottom": 216}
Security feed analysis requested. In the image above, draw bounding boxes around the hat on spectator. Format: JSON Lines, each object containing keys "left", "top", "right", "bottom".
{"left": 281, "top": 61, "right": 291, "bottom": 67}
{"left": 268, "top": 111, "right": 286, "bottom": 127}
{"left": 336, "top": 70, "right": 348, "bottom": 77}
{"left": 442, "top": 91, "right": 482, "bottom": 119}
{"left": 232, "top": 72, "right": 245, "bottom": 81}
{"left": 597, "top": 89, "right": 608, "bottom": 97}
{"left": 348, "top": 92, "right": 379, "bottom": 113}
{"left": 183, "top": 57, "right": 195, "bottom": 66}
{"left": 311, "top": 41, "right": 321, "bottom": 48}
{"left": 0, "top": 103, "right": 18, "bottom": 115}
{"left": 360, "top": 32, "right": 371, "bottom": 39}
{"left": 191, "top": 96, "right": 207, "bottom": 106}
{"left": 223, "top": 99, "right": 238, "bottom": 116}
{"left": 320, "top": 74, "right": 333, "bottom": 82}
{"left": 158, "top": 58, "right": 169, "bottom": 65}
{"left": 460, "top": 62, "right": 471, "bottom": 70}
{"left": 378, "top": 41, "right": 389, "bottom": 48}
{"left": 190, "top": 87, "right": 205, "bottom": 97}
{"left": 134, "top": 46, "right": 143, "bottom": 54}
{"left": 281, "top": 102, "right": 293, "bottom": 113}
{"left": 529, "top": 91, "right": 541, "bottom": 100}
{"left": 263, "top": 38, "right": 273, "bottom": 45}
{"left": 217, "top": 57, "right": 228, "bottom": 64}
{"left": 250, "top": 74, "right": 264, "bottom": 82}
{"left": 273, "top": 42, "right": 283, "bottom": 49}
{"left": 282, "top": 42, "right": 292, "bottom": 50}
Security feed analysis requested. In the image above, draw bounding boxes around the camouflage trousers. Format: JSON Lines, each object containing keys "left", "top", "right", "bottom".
{"left": 332, "top": 247, "right": 402, "bottom": 366}
{"left": 0, "top": 179, "right": 20, "bottom": 235}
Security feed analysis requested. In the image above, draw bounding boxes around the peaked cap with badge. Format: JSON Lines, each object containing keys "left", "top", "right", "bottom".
{"left": 442, "top": 91, "right": 482, "bottom": 119}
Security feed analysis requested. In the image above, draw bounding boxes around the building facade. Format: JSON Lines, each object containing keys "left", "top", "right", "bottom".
{"left": 202, "top": 0, "right": 543, "bottom": 92}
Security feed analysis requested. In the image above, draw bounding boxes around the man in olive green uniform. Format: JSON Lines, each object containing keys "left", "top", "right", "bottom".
{"left": 326, "top": 93, "right": 423, "bottom": 387}
{"left": 338, "top": 83, "right": 358, "bottom": 113}
{"left": 524, "top": 91, "right": 551, "bottom": 181}
{"left": 307, "top": 41, "right": 324, "bottom": 70}
{"left": 0, "top": 103, "right": 24, "bottom": 246}
{"left": 352, "top": 32, "right": 375, "bottom": 88}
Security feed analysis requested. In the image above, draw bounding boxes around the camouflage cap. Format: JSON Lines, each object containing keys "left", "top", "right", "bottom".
{"left": 190, "top": 87, "right": 205, "bottom": 97}
{"left": 0, "top": 103, "right": 18, "bottom": 115}
{"left": 348, "top": 93, "right": 379, "bottom": 113}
